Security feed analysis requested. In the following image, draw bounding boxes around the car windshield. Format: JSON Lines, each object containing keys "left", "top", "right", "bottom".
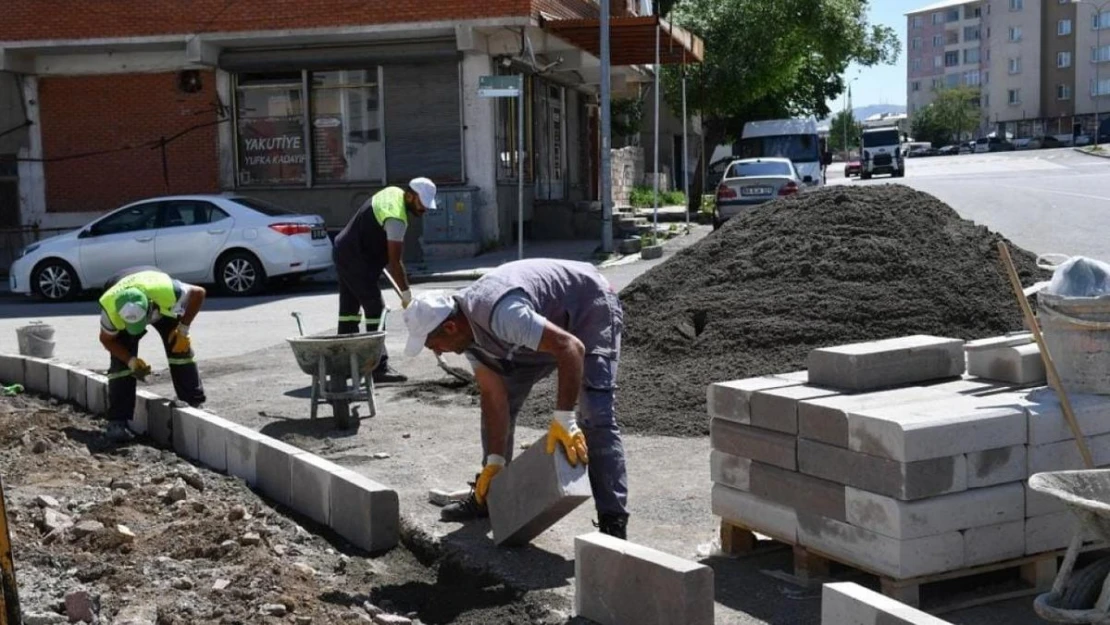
{"left": 227, "top": 196, "right": 297, "bottom": 216}
{"left": 738, "top": 134, "right": 819, "bottom": 163}
{"left": 862, "top": 129, "right": 900, "bottom": 148}
{"left": 728, "top": 161, "right": 793, "bottom": 178}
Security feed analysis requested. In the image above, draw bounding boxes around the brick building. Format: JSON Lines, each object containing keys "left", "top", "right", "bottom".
{"left": 0, "top": 0, "right": 701, "bottom": 261}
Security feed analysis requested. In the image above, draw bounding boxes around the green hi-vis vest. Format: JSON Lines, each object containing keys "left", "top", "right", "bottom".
{"left": 99, "top": 270, "right": 178, "bottom": 331}
{"left": 371, "top": 187, "right": 410, "bottom": 227}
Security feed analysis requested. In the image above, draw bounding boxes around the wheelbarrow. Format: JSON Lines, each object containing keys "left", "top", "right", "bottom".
{"left": 1030, "top": 470, "right": 1110, "bottom": 623}
{"left": 286, "top": 331, "right": 386, "bottom": 430}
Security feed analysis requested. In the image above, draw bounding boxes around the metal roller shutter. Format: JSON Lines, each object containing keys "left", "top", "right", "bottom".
{"left": 219, "top": 40, "right": 458, "bottom": 73}
{"left": 382, "top": 61, "right": 462, "bottom": 184}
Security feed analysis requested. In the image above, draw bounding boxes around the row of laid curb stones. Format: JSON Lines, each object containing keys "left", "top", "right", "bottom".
{"left": 0, "top": 352, "right": 399, "bottom": 554}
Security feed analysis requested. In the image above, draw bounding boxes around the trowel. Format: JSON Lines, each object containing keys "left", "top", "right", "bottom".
{"left": 379, "top": 269, "right": 474, "bottom": 384}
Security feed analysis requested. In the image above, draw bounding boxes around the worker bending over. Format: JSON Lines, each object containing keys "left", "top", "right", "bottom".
{"left": 403, "top": 259, "right": 630, "bottom": 539}
{"left": 98, "top": 268, "right": 206, "bottom": 438}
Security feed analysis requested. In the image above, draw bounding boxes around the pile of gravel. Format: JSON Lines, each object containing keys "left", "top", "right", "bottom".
{"left": 521, "top": 185, "right": 1047, "bottom": 437}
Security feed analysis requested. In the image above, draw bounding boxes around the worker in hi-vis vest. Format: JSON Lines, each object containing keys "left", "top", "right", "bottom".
{"left": 332, "top": 177, "right": 438, "bottom": 383}
{"left": 98, "top": 267, "right": 206, "bottom": 439}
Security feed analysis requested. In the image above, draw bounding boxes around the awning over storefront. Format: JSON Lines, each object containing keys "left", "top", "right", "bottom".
{"left": 540, "top": 15, "right": 703, "bottom": 66}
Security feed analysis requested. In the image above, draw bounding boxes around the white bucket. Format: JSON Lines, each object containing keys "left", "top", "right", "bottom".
{"left": 1038, "top": 292, "right": 1110, "bottom": 394}
{"left": 16, "top": 322, "right": 55, "bottom": 359}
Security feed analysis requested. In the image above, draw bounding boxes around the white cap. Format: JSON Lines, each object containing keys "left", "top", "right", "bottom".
{"left": 409, "top": 177, "right": 438, "bottom": 210}
{"left": 403, "top": 291, "right": 456, "bottom": 357}
{"left": 119, "top": 302, "right": 146, "bottom": 324}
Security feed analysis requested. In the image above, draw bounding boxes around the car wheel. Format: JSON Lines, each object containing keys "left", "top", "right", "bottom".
{"left": 32, "top": 259, "right": 80, "bottom": 302}
{"left": 215, "top": 251, "right": 266, "bottom": 296}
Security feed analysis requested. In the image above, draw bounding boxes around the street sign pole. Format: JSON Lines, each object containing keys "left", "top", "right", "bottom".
{"left": 479, "top": 75, "right": 526, "bottom": 259}
{"left": 517, "top": 85, "right": 524, "bottom": 260}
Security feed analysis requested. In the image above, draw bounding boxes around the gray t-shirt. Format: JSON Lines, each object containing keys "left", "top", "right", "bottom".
{"left": 489, "top": 289, "right": 546, "bottom": 351}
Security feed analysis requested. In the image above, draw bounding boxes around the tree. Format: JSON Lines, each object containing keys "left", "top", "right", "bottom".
{"left": 828, "top": 109, "right": 861, "bottom": 153}
{"left": 660, "top": 0, "right": 900, "bottom": 209}
{"left": 911, "top": 86, "right": 980, "bottom": 146}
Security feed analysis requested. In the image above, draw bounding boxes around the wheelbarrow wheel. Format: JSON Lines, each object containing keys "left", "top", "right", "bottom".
{"left": 1060, "top": 555, "right": 1110, "bottom": 610}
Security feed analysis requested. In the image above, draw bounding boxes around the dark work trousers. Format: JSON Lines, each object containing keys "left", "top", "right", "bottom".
{"left": 335, "top": 258, "right": 390, "bottom": 370}
{"left": 107, "top": 316, "right": 205, "bottom": 421}
{"left": 478, "top": 292, "right": 629, "bottom": 518}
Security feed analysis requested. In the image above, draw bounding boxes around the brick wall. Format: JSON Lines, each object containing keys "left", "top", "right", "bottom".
{"left": 1, "top": 0, "right": 536, "bottom": 40}
{"left": 38, "top": 72, "right": 220, "bottom": 213}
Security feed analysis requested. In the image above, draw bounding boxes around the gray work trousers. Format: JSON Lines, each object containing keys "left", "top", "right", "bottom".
{"left": 478, "top": 303, "right": 629, "bottom": 518}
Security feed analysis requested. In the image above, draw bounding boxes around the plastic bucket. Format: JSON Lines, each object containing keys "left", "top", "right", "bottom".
{"left": 16, "top": 322, "right": 55, "bottom": 359}
{"left": 1039, "top": 292, "right": 1110, "bottom": 394}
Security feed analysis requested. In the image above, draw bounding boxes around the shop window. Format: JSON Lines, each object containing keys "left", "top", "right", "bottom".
{"left": 310, "top": 69, "right": 385, "bottom": 183}
{"left": 235, "top": 72, "right": 306, "bottom": 186}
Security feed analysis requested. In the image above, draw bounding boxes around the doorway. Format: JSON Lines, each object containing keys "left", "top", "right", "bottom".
{"left": 534, "top": 82, "right": 567, "bottom": 201}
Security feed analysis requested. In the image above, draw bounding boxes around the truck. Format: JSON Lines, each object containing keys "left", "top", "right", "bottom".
{"left": 859, "top": 126, "right": 904, "bottom": 179}
{"left": 739, "top": 117, "right": 830, "bottom": 187}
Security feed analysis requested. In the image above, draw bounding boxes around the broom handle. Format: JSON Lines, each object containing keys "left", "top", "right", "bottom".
{"left": 997, "top": 242, "right": 1095, "bottom": 469}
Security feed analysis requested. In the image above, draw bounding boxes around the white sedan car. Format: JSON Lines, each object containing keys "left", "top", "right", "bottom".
{"left": 9, "top": 194, "right": 333, "bottom": 301}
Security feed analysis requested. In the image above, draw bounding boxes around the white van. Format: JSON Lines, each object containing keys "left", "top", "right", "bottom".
{"left": 739, "top": 117, "right": 828, "bottom": 187}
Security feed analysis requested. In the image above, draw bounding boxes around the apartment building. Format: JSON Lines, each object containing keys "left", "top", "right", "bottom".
{"left": 906, "top": 0, "right": 987, "bottom": 125}
{"left": 907, "top": 0, "right": 1110, "bottom": 140}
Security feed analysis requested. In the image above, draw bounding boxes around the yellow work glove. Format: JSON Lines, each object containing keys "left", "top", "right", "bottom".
{"left": 127, "top": 357, "right": 152, "bottom": 381}
{"left": 167, "top": 323, "right": 191, "bottom": 353}
{"left": 474, "top": 454, "right": 505, "bottom": 506}
{"left": 546, "top": 410, "right": 589, "bottom": 466}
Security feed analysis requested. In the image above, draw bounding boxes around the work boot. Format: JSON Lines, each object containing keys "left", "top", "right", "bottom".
{"left": 595, "top": 513, "right": 629, "bottom": 540}
{"left": 440, "top": 476, "right": 488, "bottom": 522}
{"left": 372, "top": 362, "right": 408, "bottom": 384}
{"left": 104, "top": 421, "right": 134, "bottom": 443}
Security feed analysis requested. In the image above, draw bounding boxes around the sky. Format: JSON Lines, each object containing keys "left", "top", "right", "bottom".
{"left": 826, "top": 0, "right": 925, "bottom": 112}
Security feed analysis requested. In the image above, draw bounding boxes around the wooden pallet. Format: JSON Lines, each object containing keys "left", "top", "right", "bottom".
{"left": 719, "top": 518, "right": 1105, "bottom": 610}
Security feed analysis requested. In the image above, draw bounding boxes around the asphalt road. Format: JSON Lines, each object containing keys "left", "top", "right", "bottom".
{"left": 830, "top": 147, "right": 1110, "bottom": 260}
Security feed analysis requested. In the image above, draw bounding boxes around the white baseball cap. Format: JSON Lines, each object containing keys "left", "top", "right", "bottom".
{"left": 409, "top": 177, "right": 438, "bottom": 210}
{"left": 403, "top": 291, "right": 456, "bottom": 357}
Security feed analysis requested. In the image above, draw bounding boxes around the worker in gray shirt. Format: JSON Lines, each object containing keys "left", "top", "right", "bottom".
{"left": 403, "top": 259, "right": 630, "bottom": 540}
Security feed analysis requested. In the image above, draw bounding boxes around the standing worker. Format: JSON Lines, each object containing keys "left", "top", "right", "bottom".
{"left": 98, "top": 267, "right": 207, "bottom": 439}
{"left": 334, "top": 177, "right": 438, "bottom": 384}
{"left": 402, "top": 259, "right": 630, "bottom": 540}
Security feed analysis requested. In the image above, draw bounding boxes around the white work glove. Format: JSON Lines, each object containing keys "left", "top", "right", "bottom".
{"left": 475, "top": 454, "right": 506, "bottom": 506}
{"left": 400, "top": 289, "right": 412, "bottom": 309}
{"left": 546, "top": 410, "right": 589, "bottom": 466}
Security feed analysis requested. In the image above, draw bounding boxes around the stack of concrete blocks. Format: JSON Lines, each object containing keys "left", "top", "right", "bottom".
{"left": 0, "top": 352, "right": 400, "bottom": 555}
{"left": 709, "top": 334, "right": 1110, "bottom": 603}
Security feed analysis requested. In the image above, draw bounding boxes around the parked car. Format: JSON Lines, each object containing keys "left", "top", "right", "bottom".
{"left": 976, "top": 136, "right": 1015, "bottom": 153}
{"left": 936, "top": 145, "right": 960, "bottom": 156}
{"left": 844, "top": 159, "right": 862, "bottom": 177}
{"left": 714, "top": 157, "right": 807, "bottom": 229}
{"left": 9, "top": 194, "right": 334, "bottom": 302}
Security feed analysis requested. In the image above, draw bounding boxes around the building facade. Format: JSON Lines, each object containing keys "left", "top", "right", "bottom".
{"left": 907, "top": 0, "right": 1110, "bottom": 140}
{"left": 0, "top": 0, "right": 701, "bottom": 263}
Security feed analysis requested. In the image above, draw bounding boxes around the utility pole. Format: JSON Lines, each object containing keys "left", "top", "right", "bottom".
{"left": 600, "top": 0, "right": 614, "bottom": 254}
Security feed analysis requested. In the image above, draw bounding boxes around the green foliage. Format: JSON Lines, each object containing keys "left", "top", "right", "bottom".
{"left": 912, "top": 86, "right": 980, "bottom": 146}
{"left": 612, "top": 96, "right": 645, "bottom": 140}
{"left": 661, "top": 0, "right": 900, "bottom": 142}
{"left": 629, "top": 186, "right": 687, "bottom": 208}
{"left": 828, "top": 109, "right": 862, "bottom": 152}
